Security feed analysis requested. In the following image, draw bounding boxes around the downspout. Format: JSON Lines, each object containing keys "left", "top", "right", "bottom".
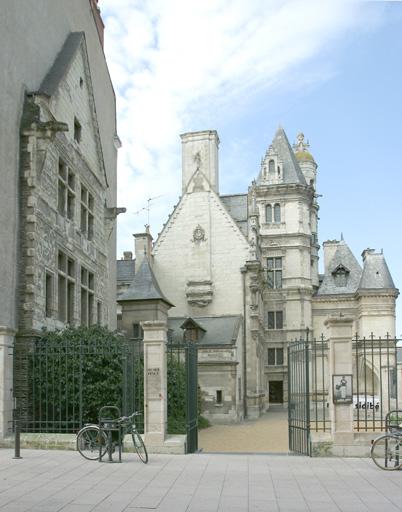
{"left": 241, "top": 267, "right": 247, "bottom": 419}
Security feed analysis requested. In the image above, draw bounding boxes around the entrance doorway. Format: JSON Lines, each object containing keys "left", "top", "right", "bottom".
{"left": 269, "top": 381, "right": 283, "bottom": 404}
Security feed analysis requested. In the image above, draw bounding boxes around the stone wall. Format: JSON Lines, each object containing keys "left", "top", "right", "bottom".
{"left": 0, "top": 0, "right": 118, "bottom": 338}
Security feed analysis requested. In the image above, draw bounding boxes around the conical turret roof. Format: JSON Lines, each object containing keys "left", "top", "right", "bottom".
{"left": 118, "top": 258, "right": 174, "bottom": 306}
{"left": 359, "top": 251, "right": 396, "bottom": 290}
{"left": 257, "top": 127, "right": 307, "bottom": 186}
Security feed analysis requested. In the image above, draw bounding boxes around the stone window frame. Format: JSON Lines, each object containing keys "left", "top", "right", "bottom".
{"left": 97, "top": 301, "right": 102, "bottom": 325}
{"left": 267, "top": 310, "right": 283, "bottom": 330}
{"left": 45, "top": 270, "right": 54, "bottom": 318}
{"left": 132, "top": 322, "right": 144, "bottom": 340}
{"left": 57, "top": 250, "right": 75, "bottom": 324}
{"left": 80, "top": 184, "right": 94, "bottom": 240}
{"left": 58, "top": 158, "right": 75, "bottom": 220}
{"left": 267, "top": 257, "right": 282, "bottom": 289}
{"left": 267, "top": 347, "right": 284, "bottom": 366}
{"left": 215, "top": 390, "right": 223, "bottom": 405}
{"left": 80, "top": 266, "right": 94, "bottom": 326}
{"left": 265, "top": 203, "right": 281, "bottom": 223}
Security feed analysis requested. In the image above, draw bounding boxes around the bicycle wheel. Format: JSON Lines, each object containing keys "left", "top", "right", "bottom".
{"left": 77, "top": 426, "right": 107, "bottom": 461}
{"left": 371, "top": 434, "right": 402, "bottom": 470}
{"left": 132, "top": 431, "right": 148, "bottom": 464}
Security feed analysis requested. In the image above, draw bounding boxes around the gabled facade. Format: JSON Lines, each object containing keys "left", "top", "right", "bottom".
{"left": 19, "top": 32, "right": 112, "bottom": 333}
{"left": 119, "top": 127, "right": 398, "bottom": 423}
{"left": 0, "top": 1, "right": 119, "bottom": 438}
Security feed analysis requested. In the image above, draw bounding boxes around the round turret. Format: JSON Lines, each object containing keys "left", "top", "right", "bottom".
{"left": 293, "top": 133, "right": 317, "bottom": 188}
{"left": 295, "top": 150, "right": 315, "bottom": 163}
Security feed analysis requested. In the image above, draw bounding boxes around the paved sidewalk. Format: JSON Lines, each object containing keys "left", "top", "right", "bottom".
{"left": 0, "top": 449, "right": 401, "bottom": 511}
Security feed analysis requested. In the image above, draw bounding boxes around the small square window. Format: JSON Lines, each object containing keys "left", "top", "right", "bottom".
{"left": 133, "top": 323, "right": 144, "bottom": 340}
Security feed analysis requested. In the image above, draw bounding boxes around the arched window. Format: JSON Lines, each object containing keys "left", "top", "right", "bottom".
{"left": 268, "top": 159, "right": 275, "bottom": 173}
{"left": 266, "top": 204, "right": 272, "bottom": 223}
{"left": 274, "top": 203, "right": 281, "bottom": 223}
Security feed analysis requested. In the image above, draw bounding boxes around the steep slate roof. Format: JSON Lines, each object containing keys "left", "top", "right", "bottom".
{"left": 316, "top": 240, "right": 362, "bottom": 296}
{"left": 359, "top": 252, "right": 396, "bottom": 290}
{"left": 168, "top": 316, "right": 242, "bottom": 346}
{"left": 257, "top": 127, "right": 307, "bottom": 186}
{"left": 116, "top": 259, "right": 135, "bottom": 284}
{"left": 220, "top": 194, "right": 248, "bottom": 237}
{"left": 38, "top": 32, "right": 84, "bottom": 97}
{"left": 118, "top": 258, "right": 173, "bottom": 306}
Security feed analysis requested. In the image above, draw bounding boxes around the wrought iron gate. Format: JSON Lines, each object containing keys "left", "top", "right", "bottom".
{"left": 166, "top": 339, "right": 198, "bottom": 453}
{"left": 288, "top": 339, "right": 311, "bottom": 456}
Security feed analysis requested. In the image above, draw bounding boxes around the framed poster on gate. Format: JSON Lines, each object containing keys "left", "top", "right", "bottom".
{"left": 332, "top": 374, "right": 353, "bottom": 404}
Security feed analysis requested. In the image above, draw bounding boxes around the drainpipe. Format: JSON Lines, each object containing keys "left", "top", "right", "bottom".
{"left": 241, "top": 267, "right": 248, "bottom": 419}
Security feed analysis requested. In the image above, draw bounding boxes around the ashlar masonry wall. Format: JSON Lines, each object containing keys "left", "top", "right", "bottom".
{"left": 153, "top": 183, "right": 250, "bottom": 318}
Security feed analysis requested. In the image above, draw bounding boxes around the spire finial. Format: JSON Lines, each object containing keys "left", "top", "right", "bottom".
{"left": 341, "top": 232, "right": 344, "bottom": 241}
{"left": 294, "top": 132, "right": 310, "bottom": 152}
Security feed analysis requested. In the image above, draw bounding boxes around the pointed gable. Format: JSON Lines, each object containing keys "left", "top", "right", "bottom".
{"left": 118, "top": 258, "right": 174, "bottom": 307}
{"left": 317, "top": 240, "right": 362, "bottom": 295}
{"left": 36, "top": 32, "right": 108, "bottom": 187}
{"left": 257, "top": 127, "right": 307, "bottom": 186}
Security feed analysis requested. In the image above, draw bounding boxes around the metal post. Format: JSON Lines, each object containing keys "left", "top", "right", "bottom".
{"left": 13, "top": 410, "right": 22, "bottom": 459}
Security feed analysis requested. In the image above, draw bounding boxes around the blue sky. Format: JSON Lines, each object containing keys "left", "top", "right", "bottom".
{"left": 101, "top": 0, "right": 402, "bottom": 336}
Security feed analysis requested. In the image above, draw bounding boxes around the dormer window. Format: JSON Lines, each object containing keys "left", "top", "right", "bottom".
{"left": 268, "top": 159, "right": 275, "bottom": 173}
{"left": 180, "top": 318, "right": 206, "bottom": 343}
{"left": 332, "top": 264, "right": 350, "bottom": 287}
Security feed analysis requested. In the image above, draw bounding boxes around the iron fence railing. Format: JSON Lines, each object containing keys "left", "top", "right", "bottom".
{"left": 13, "top": 334, "right": 143, "bottom": 434}
{"left": 353, "top": 333, "right": 399, "bottom": 432}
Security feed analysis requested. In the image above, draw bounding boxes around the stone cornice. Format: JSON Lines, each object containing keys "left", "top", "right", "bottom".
{"left": 0, "top": 326, "right": 16, "bottom": 336}
{"left": 324, "top": 314, "right": 354, "bottom": 327}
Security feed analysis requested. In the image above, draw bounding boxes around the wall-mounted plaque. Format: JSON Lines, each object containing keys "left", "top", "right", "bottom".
{"left": 333, "top": 374, "right": 353, "bottom": 404}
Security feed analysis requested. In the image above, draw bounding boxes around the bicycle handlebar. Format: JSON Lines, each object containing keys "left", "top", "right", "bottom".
{"left": 117, "top": 411, "right": 142, "bottom": 424}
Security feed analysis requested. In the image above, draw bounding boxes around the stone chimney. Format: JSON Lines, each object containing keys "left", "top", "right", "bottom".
{"left": 89, "top": 0, "right": 105, "bottom": 48}
{"left": 180, "top": 130, "right": 220, "bottom": 194}
{"left": 322, "top": 240, "right": 340, "bottom": 273}
{"left": 134, "top": 226, "right": 153, "bottom": 269}
{"left": 361, "top": 248, "right": 375, "bottom": 262}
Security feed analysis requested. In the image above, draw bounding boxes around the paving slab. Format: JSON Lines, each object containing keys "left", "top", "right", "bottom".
{"left": 0, "top": 449, "right": 400, "bottom": 511}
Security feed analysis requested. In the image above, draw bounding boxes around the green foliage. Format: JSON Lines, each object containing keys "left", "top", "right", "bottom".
{"left": 27, "top": 326, "right": 204, "bottom": 436}
{"left": 30, "top": 325, "right": 133, "bottom": 430}
{"left": 167, "top": 354, "right": 186, "bottom": 434}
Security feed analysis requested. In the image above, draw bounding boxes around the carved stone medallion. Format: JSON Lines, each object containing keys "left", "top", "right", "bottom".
{"left": 191, "top": 224, "right": 207, "bottom": 243}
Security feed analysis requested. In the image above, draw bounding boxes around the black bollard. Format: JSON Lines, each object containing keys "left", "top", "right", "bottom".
{"left": 13, "top": 415, "right": 22, "bottom": 459}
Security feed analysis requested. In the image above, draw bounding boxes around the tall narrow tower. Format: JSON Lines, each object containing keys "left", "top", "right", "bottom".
{"left": 254, "top": 127, "right": 318, "bottom": 405}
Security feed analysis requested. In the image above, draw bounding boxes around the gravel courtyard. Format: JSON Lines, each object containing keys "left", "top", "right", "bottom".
{"left": 199, "top": 409, "right": 289, "bottom": 453}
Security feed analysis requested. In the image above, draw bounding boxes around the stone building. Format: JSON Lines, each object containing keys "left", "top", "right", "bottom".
{"left": 118, "top": 127, "right": 398, "bottom": 424}
{"left": 0, "top": 0, "right": 120, "bottom": 437}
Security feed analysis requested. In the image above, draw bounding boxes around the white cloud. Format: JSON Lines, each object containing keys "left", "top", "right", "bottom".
{"left": 100, "top": 0, "right": 374, "bottom": 257}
